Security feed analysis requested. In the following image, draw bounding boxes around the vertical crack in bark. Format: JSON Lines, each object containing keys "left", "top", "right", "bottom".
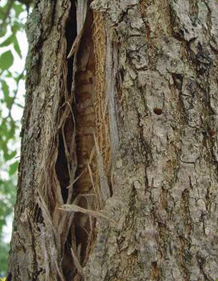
{"left": 70, "top": 9, "right": 97, "bottom": 279}
{"left": 54, "top": 1, "right": 112, "bottom": 280}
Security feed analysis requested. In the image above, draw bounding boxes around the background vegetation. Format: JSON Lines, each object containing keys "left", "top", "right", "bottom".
{"left": 0, "top": 0, "right": 31, "bottom": 276}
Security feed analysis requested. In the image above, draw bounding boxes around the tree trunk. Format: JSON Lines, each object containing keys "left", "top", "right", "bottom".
{"left": 7, "top": 0, "right": 218, "bottom": 280}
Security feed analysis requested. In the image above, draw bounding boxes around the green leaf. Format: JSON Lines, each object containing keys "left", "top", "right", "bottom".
{"left": 9, "top": 161, "right": 19, "bottom": 175}
{"left": 0, "top": 27, "right": 7, "bottom": 38}
{"left": 5, "top": 95, "right": 14, "bottom": 109}
{"left": 0, "top": 34, "right": 14, "bottom": 47}
{"left": 0, "top": 7, "right": 5, "bottom": 18}
{"left": 0, "top": 51, "right": 14, "bottom": 71}
{"left": 11, "top": 21, "right": 22, "bottom": 34}
{"left": 1, "top": 80, "right": 9, "bottom": 96}
{"left": 1, "top": 142, "right": 9, "bottom": 160}
{"left": 5, "top": 70, "right": 12, "bottom": 78}
{"left": 5, "top": 151, "right": 16, "bottom": 161}
{"left": 13, "top": 35, "right": 22, "bottom": 58}
{"left": 1, "top": 80, "right": 14, "bottom": 109}
{"left": 13, "top": 3, "right": 25, "bottom": 18}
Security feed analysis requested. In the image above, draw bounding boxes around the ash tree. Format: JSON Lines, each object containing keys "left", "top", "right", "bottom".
{"left": 7, "top": 0, "right": 218, "bottom": 280}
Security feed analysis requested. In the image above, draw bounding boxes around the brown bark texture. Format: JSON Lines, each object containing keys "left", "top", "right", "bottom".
{"left": 7, "top": 0, "right": 218, "bottom": 280}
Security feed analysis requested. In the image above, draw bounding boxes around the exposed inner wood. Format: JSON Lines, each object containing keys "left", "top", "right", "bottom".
{"left": 54, "top": 3, "right": 111, "bottom": 280}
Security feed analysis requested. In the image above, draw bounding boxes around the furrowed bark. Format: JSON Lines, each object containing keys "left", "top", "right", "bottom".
{"left": 7, "top": 0, "right": 218, "bottom": 280}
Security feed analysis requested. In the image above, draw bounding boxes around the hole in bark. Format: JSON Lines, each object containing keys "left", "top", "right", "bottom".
{"left": 172, "top": 73, "right": 183, "bottom": 91}
{"left": 151, "top": 261, "right": 160, "bottom": 279}
{"left": 153, "top": 107, "right": 163, "bottom": 115}
{"left": 208, "top": 129, "right": 216, "bottom": 138}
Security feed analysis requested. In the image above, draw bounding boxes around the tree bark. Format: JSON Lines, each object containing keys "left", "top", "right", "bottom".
{"left": 7, "top": 0, "right": 218, "bottom": 280}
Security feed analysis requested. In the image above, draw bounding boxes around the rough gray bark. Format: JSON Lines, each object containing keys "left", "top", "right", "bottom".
{"left": 7, "top": 0, "right": 218, "bottom": 280}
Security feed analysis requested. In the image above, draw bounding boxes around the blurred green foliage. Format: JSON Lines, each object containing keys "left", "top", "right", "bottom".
{"left": 0, "top": 178, "right": 16, "bottom": 276}
{"left": 0, "top": 0, "right": 29, "bottom": 276}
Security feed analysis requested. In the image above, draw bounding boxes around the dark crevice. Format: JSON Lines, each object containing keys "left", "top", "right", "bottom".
{"left": 32, "top": 203, "right": 43, "bottom": 223}
{"left": 56, "top": 0, "right": 77, "bottom": 203}
{"left": 75, "top": 223, "right": 89, "bottom": 263}
{"left": 74, "top": 196, "right": 95, "bottom": 265}
{"left": 62, "top": 240, "right": 74, "bottom": 280}
{"left": 55, "top": 134, "right": 70, "bottom": 203}
{"left": 172, "top": 73, "right": 183, "bottom": 92}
